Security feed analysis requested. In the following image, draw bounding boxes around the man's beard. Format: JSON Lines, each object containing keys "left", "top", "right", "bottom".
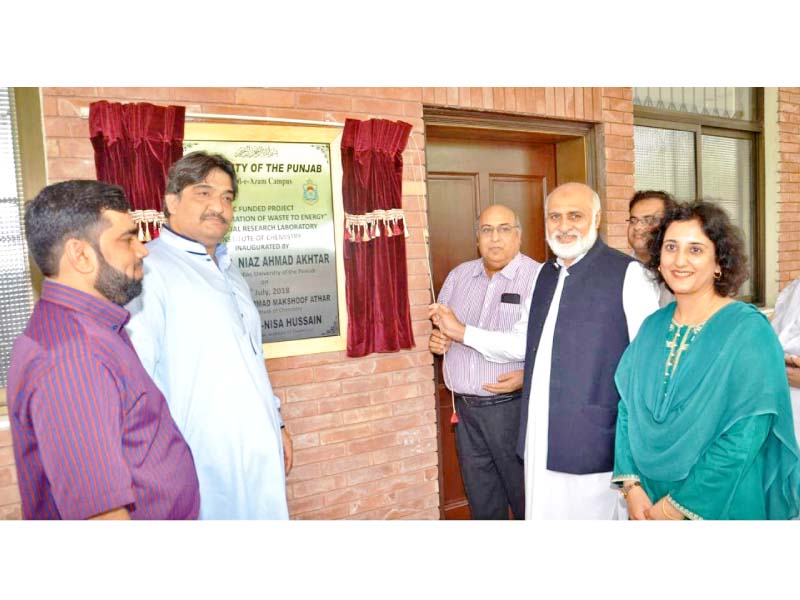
{"left": 546, "top": 214, "right": 599, "bottom": 261}
{"left": 92, "top": 244, "right": 143, "bottom": 306}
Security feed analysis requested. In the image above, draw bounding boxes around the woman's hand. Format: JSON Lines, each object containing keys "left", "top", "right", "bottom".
{"left": 645, "top": 496, "right": 684, "bottom": 520}
{"left": 625, "top": 485, "right": 653, "bottom": 520}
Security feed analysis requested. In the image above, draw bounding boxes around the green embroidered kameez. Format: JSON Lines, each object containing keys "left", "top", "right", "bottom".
{"left": 613, "top": 301, "right": 800, "bottom": 520}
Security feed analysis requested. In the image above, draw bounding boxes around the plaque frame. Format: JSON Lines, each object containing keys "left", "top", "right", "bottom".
{"left": 184, "top": 122, "right": 348, "bottom": 359}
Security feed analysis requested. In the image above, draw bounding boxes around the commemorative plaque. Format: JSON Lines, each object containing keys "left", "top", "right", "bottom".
{"left": 184, "top": 123, "right": 347, "bottom": 357}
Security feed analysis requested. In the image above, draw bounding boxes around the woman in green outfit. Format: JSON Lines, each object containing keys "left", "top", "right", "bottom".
{"left": 613, "top": 201, "right": 800, "bottom": 520}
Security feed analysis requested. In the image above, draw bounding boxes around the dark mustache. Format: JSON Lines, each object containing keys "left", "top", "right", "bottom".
{"left": 201, "top": 212, "right": 230, "bottom": 225}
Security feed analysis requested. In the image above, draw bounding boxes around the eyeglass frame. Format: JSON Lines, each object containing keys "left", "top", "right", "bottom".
{"left": 476, "top": 224, "right": 521, "bottom": 237}
{"left": 626, "top": 214, "right": 664, "bottom": 228}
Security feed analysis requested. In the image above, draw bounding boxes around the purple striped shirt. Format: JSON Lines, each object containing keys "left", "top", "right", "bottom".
{"left": 7, "top": 281, "right": 200, "bottom": 520}
{"left": 438, "top": 253, "right": 541, "bottom": 395}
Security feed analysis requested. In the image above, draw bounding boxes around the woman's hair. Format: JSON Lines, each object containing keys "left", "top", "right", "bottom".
{"left": 647, "top": 200, "right": 750, "bottom": 297}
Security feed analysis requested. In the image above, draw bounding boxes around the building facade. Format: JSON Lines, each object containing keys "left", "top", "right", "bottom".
{"left": 1, "top": 86, "right": 798, "bottom": 520}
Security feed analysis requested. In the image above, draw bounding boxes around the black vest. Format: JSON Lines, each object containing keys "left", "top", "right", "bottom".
{"left": 517, "top": 238, "right": 635, "bottom": 474}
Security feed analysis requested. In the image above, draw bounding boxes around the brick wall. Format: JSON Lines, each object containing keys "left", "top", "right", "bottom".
{"left": 1, "top": 87, "right": 630, "bottom": 520}
{"left": 0, "top": 427, "right": 21, "bottom": 519}
{"left": 778, "top": 87, "right": 800, "bottom": 289}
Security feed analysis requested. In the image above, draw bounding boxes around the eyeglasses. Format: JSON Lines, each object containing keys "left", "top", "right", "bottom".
{"left": 626, "top": 215, "right": 663, "bottom": 227}
{"left": 478, "top": 224, "right": 519, "bottom": 237}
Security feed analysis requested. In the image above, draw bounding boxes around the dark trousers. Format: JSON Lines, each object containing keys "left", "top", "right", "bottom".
{"left": 454, "top": 392, "right": 525, "bottom": 520}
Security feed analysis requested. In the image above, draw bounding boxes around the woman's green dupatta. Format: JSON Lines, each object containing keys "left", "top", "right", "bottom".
{"left": 615, "top": 301, "right": 800, "bottom": 519}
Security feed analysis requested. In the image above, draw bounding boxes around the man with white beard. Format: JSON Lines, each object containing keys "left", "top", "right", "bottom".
{"left": 431, "top": 182, "right": 659, "bottom": 519}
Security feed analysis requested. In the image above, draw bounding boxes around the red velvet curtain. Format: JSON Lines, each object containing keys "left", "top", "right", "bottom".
{"left": 341, "top": 118, "right": 414, "bottom": 357}
{"left": 89, "top": 101, "right": 185, "bottom": 240}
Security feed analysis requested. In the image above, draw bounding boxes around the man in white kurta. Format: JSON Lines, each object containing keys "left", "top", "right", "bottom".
{"left": 433, "top": 183, "right": 659, "bottom": 519}
{"left": 126, "top": 151, "right": 290, "bottom": 519}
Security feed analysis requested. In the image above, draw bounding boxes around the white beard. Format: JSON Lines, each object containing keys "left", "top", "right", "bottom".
{"left": 546, "top": 215, "right": 598, "bottom": 261}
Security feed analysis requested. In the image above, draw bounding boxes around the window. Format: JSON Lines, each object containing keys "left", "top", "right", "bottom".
{"left": 0, "top": 88, "right": 35, "bottom": 394}
{"left": 633, "top": 87, "right": 762, "bottom": 301}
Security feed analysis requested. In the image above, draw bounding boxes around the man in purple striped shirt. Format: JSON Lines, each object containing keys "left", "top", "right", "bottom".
{"left": 7, "top": 180, "right": 200, "bottom": 519}
{"left": 428, "top": 204, "right": 541, "bottom": 519}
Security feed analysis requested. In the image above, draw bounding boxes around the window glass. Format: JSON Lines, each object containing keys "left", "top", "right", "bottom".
{"left": 0, "top": 88, "right": 35, "bottom": 390}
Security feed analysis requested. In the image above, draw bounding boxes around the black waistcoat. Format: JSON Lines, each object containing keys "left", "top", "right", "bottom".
{"left": 517, "top": 238, "right": 635, "bottom": 474}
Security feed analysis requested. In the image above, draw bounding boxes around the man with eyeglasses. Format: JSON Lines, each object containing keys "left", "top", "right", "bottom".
{"left": 627, "top": 190, "right": 677, "bottom": 307}
{"left": 428, "top": 204, "right": 540, "bottom": 519}
{"left": 432, "top": 183, "right": 660, "bottom": 519}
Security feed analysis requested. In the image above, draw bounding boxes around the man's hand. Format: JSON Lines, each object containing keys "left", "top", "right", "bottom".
{"left": 482, "top": 370, "right": 523, "bottom": 394}
{"left": 282, "top": 427, "right": 293, "bottom": 475}
{"left": 429, "top": 328, "right": 452, "bottom": 355}
{"left": 624, "top": 485, "right": 653, "bottom": 521}
{"left": 786, "top": 355, "right": 800, "bottom": 388}
{"left": 428, "top": 303, "right": 466, "bottom": 343}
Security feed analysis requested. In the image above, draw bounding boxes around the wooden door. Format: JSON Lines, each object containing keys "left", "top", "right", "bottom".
{"left": 426, "top": 135, "right": 556, "bottom": 519}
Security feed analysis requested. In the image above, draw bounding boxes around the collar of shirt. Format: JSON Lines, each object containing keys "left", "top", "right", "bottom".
{"left": 472, "top": 252, "right": 523, "bottom": 281}
{"left": 556, "top": 249, "right": 589, "bottom": 271}
{"left": 41, "top": 279, "right": 130, "bottom": 331}
{"left": 160, "top": 225, "right": 231, "bottom": 271}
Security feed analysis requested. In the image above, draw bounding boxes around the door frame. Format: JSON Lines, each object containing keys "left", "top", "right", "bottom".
{"left": 422, "top": 106, "right": 599, "bottom": 519}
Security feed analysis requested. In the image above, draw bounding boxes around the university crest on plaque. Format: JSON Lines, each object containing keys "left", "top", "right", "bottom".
{"left": 302, "top": 180, "right": 319, "bottom": 205}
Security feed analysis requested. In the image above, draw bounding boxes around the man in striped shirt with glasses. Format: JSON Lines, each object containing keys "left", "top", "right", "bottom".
{"left": 429, "top": 204, "right": 540, "bottom": 519}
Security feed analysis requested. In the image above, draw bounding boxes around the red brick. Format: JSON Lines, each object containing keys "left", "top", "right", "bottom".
{"left": 293, "top": 443, "right": 347, "bottom": 466}
{"left": 370, "top": 382, "right": 421, "bottom": 405}
{"left": 285, "top": 381, "right": 341, "bottom": 403}
{"left": 314, "top": 359, "right": 377, "bottom": 382}
{"left": 351, "top": 97, "right": 407, "bottom": 116}
{"left": 0, "top": 484, "right": 21, "bottom": 506}
{"left": 396, "top": 453, "right": 439, "bottom": 474}
{"left": 0, "top": 465, "right": 15, "bottom": 486}
{"left": 0, "top": 446, "right": 15, "bottom": 466}
{"left": 44, "top": 117, "right": 89, "bottom": 139}
{"left": 57, "top": 138, "right": 94, "bottom": 159}
{"left": 317, "top": 392, "right": 372, "bottom": 415}
{"left": 371, "top": 438, "right": 437, "bottom": 465}
{"left": 56, "top": 97, "right": 89, "bottom": 117}
{"left": 606, "top": 160, "right": 635, "bottom": 175}
{"left": 319, "top": 423, "right": 373, "bottom": 445}
{"left": 286, "top": 462, "right": 323, "bottom": 482}
{"left": 280, "top": 401, "right": 319, "bottom": 420}
{"left": 605, "top": 147, "right": 634, "bottom": 162}
{"left": 606, "top": 173, "right": 635, "bottom": 187}
{"left": 48, "top": 158, "right": 96, "bottom": 180}
{"left": 392, "top": 395, "right": 436, "bottom": 416}
{"left": 295, "top": 503, "right": 350, "bottom": 520}
{"left": 606, "top": 123, "right": 634, "bottom": 137}
{"left": 348, "top": 492, "right": 396, "bottom": 516}
{"left": 458, "top": 87, "right": 472, "bottom": 108}
{"left": 320, "top": 453, "right": 372, "bottom": 476}
{"left": 347, "top": 432, "right": 399, "bottom": 455}
{"left": 422, "top": 88, "right": 436, "bottom": 104}
{"left": 395, "top": 480, "right": 438, "bottom": 503}
{"left": 94, "top": 87, "right": 169, "bottom": 101}
{"left": 291, "top": 474, "right": 347, "bottom": 499}
{"left": 291, "top": 432, "right": 320, "bottom": 450}
{"left": 288, "top": 493, "right": 325, "bottom": 516}
{"left": 506, "top": 88, "right": 519, "bottom": 112}
{"left": 296, "top": 93, "right": 352, "bottom": 111}
{"left": 170, "top": 87, "right": 236, "bottom": 103}
{"left": 370, "top": 413, "right": 425, "bottom": 435}
{"left": 605, "top": 134, "right": 634, "bottom": 150}
{"left": 269, "top": 367, "right": 315, "bottom": 388}
{"left": 0, "top": 429, "right": 12, "bottom": 446}
{"left": 482, "top": 88, "right": 494, "bottom": 110}
{"left": 391, "top": 366, "right": 434, "bottom": 386}
{"left": 340, "top": 405, "right": 394, "bottom": 426}
{"left": 287, "top": 412, "right": 341, "bottom": 435}
{"left": 0, "top": 504, "right": 21, "bottom": 520}
{"left": 346, "top": 462, "right": 399, "bottom": 486}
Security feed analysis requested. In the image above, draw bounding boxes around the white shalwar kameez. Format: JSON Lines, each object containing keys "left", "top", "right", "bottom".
{"left": 463, "top": 252, "right": 659, "bottom": 519}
